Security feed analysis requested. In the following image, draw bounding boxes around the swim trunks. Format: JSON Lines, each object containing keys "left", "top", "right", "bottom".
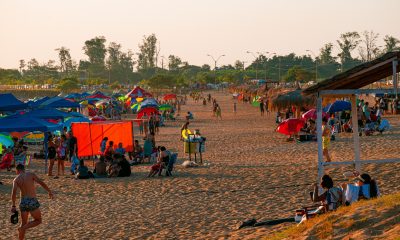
{"left": 19, "top": 197, "right": 40, "bottom": 212}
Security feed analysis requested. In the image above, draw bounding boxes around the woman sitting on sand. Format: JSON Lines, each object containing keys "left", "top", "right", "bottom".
{"left": 148, "top": 146, "right": 169, "bottom": 177}
{"left": 341, "top": 172, "right": 380, "bottom": 205}
{"left": 312, "top": 175, "right": 343, "bottom": 212}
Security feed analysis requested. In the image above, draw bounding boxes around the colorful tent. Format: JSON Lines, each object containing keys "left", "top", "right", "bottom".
{"left": 302, "top": 109, "right": 329, "bottom": 120}
{"left": 140, "top": 98, "right": 159, "bottom": 109}
{"left": 159, "top": 104, "right": 173, "bottom": 111}
{"left": 125, "top": 86, "right": 152, "bottom": 98}
{"left": 87, "top": 93, "right": 111, "bottom": 99}
{"left": 0, "top": 93, "right": 28, "bottom": 111}
{"left": 27, "top": 96, "right": 50, "bottom": 108}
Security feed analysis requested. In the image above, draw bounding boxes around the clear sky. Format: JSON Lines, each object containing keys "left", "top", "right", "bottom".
{"left": 0, "top": 0, "right": 399, "bottom": 69}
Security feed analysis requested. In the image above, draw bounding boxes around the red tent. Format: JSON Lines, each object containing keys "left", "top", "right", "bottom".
{"left": 276, "top": 118, "right": 305, "bottom": 135}
{"left": 126, "top": 86, "right": 152, "bottom": 98}
{"left": 163, "top": 94, "right": 177, "bottom": 101}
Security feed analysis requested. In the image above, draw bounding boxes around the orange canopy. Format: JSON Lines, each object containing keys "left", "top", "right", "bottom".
{"left": 71, "top": 121, "right": 134, "bottom": 157}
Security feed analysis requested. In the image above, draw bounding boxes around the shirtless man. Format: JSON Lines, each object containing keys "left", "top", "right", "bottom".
{"left": 11, "top": 164, "right": 54, "bottom": 240}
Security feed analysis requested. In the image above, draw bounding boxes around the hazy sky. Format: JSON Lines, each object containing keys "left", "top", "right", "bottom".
{"left": 0, "top": 0, "right": 399, "bottom": 69}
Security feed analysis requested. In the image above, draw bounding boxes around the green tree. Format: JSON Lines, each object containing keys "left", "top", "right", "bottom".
{"left": 234, "top": 60, "right": 244, "bottom": 70}
{"left": 358, "top": 30, "right": 380, "bottom": 62}
{"left": 319, "top": 43, "right": 336, "bottom": 64}
{"left": 137, "top": 34, "right": 158, "bottom": 71}
{"left": 284, "top": 66, "right": 313, "bottom": 83}
{"left": 337, "top": 32, "right": 360, "bottom": 68}
{"left": 168, "top": 55, "right": 182, "bottom": 70}
{"left": 383, "top": 35, "right": 400, "bottom": 53}
{"left": 19, "top": 60, "right": 25, "bottom": 75}
{"left": 83, "top": 36, "right": 107, "bottom": 76}
{"left": 58, "top": 77, "right": 79, "bottom": 92}
{"left": 55, "top": 47, "right": 73, "bottom": 74}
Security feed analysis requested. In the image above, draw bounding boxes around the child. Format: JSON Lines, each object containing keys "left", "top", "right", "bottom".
{"left": 115, "top": 142, "right": 126, "bottom": 156}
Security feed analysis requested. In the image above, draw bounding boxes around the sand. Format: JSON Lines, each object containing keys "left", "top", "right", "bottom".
{"left": 1, "top": 90, "right": 400, "bottom": 240}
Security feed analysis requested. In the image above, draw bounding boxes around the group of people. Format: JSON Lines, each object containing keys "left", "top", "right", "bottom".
{"left": 0, "top": 138, "right": 29, "bottom": 171}
{"left": 139, "top": 112, "right": 161, "bottom": 136}
{"left": 298, "top": 171, "right": 380, "bottom": 223}
{"left": 46, "top": 129, "right": 78, "bottom": 178}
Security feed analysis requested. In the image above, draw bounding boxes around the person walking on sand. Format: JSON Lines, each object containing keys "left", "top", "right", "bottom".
{"left": 233, "top": 102, "right": 237, "bottom": 115}
{"left": 216, "top": 104, "right": 222, "bottom": 120}
{"left": 259, "top": 101, "right": 265, "bottom": 116}
{"left": 322, "top": 118, "right": 332, "bottom": 162}
{"left": 11, "top": 164, "right": 54, "bottom": 240}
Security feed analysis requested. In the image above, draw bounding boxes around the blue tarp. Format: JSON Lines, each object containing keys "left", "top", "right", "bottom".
{"left": 0, "top": 116, "right": 62, "bottom": 132}
{"left": 27, "top": 96, "right": 50, "bottom": 108}
{"left": 40, "top": 97, "right": 80, "bottom": 108}
{"left": 0, "top": 93, "right": 28, "bottom": 111}
{"left": 23, "top": 109, "right": 73, "bottom": 120}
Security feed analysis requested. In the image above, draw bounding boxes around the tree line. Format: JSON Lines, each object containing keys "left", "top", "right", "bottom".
{"left": 0, "top": 31, "right": 399, "bottom": 91}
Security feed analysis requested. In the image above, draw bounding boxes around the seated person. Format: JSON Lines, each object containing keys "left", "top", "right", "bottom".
{"left": 14, "top": 146, "right": 28, "bottom": 165}
{"left": 148, "top": 146, "right": 169, "bottom": 177}
{"left": 186, "top": 111, "right": 193, "bottom": 120}
{"left": 342, "top": 172, "right": 379, "bottom": 205}
{"left": 312, "top": 175, "right": 343, "bottom": 212}
{"left": 104, "top": 141, "right": 115, "bottom": 162}
{"left": 76, "top": 159, "right": 92, "bottom": 179}
{"left": 115, "top": 142, "right": 126, "bottom": 156}
{"left": 130, "top": 140, "right": 143, "bottom": 163}
{"left": 107, "top": 157, "right": 121, "bottom": 178}
{"left": 93, "top": 156, "right": 107, "bottom": 177}
{"left": 0, "top": 148, "right": 13, "bottom": 170}
{"left": 116, "top": 154, "right": 131, "bottom": 177}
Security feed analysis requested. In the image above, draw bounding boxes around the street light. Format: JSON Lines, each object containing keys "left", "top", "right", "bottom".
{"left": 264, "top": 52, "right": 276, "bottom": 80}
{"left": 207, "top": 54, "right": 225, "bottom": 87}
{"left": 306, "top": 49, "right": 318, "bottom": 82}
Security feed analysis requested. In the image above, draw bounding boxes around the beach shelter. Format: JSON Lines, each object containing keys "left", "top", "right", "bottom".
{"left": 302, "top": 109, "right": 329, "bottom": 120}
{"left": 71, "top": 121, "right": 134, "bottom": 157}
{"left": 87, "top": 93, "right": 110, "bottom": 99}
{"left": 40, "top": 97, "right": 80, "bottom": 109}
{"left": 159, "top": 104, "right": 173, "bottom": 111}
{"left": 163, "top": 94, "right": 177, "bottom": 101}
{"left": 0, "top": 93, "right": 28, "bottom": 111}
{"left": 303, "top": 51, "right": 400, "bottom": 183}
{"left": 18, "top": 109, "right": 73, "bottom": 120}
{"left": 276, "top": 118, "right": 305, "bottom": 136}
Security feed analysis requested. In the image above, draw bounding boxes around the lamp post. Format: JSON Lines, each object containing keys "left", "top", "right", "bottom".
{"left": 264, "top": 52, "right": 276, "bottom": 80}
{"left": 306, "top": 49, "right": 318, "bottom": 82}
{"left": 207, "top": 54, "right": 225, "bottom": 87}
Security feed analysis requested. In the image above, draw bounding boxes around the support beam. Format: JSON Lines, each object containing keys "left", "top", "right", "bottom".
{"left": 320, "top": 88, "right": 395, "bottom": 96}
{"left": 393, "top": 60, "right": 398, "bottom": 99}
{"left": 350, "top": 95, "right": 361, "bottom": 172}
{"left": 316, "top": 95, "right": 324, "bottom": 182}
{"left": 323, "top": 158, "right": 400, "bottom": 166}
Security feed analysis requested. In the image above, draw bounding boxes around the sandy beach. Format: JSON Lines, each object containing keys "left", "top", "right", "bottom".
{"left": 1, "top": 90, "right": 400, "bottom": 240}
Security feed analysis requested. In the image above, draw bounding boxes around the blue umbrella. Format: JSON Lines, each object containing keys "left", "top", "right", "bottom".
{"left": 324, "top": 100, "right": 351, "bottom": 113}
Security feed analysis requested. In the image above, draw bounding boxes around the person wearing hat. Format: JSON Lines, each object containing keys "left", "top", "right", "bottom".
{"left": 342, "top": 171, "right": 380, "bottom": 205}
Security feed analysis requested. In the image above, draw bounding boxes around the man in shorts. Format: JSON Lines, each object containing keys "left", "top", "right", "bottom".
{"left": 11, "top": 164, "right": 53, "bottom": 240}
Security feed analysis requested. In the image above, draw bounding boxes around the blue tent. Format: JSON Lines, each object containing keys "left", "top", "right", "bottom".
{"left": 324, "top": 100, "right": 351, "bottom": 113}
{"left": 23, "top": 109, "right": 73, "bottom": 120}
{"left": 0, "top": 93, "right": 28, "bottom": 111}
{"left": 65, "top": 93, "right": 82, "bottom": 99}
{"left": 27, "top": 96, "right": 50, "bottom": 108}
{"left": 63, "top": 117, "right": 91, "bottom": 129}
{"left": 0, "top": 116, "right": 62, "bottom": 132}
{"left": 40, "top": 97, "right": 80, "bottom": 108}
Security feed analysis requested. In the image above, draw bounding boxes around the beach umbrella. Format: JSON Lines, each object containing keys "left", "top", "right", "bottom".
{"left": 0, "top": 134, "right": 14, "bottom": 147}
{"left": 140, "top": 98, "right": 159, "bottom": 109}
{"left": 324, "top": 100, "right": 351, "bottom": 113}
{"left": 137, "top": 107, "right": 159, "bottom": 119}
{"left": 23, "top": 132, "right": 45, "bottom": 143}
{"left": 131, "top": 103, "right": 141, "bottom": 112}
{"left": 276, "top": 118, "right": 305, "bottom": 136}
{"left": 136, "top": 97, "right": 144, "bottom": 102}
{"left": 251, "top": 96, "right": 261, "bottom": 107}
{"left": 159, "top": 104, "right": 173, "bottom": 111}
{"left": 163, "top": 94, "right": 177, "bottom": 101}
{"left": 302, "top": 109, "right": 329, "bottom": 120}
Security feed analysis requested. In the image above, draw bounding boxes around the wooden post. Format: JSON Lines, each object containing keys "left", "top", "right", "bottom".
{"left": 316, "top": 95, "right": 324, "bottom": 182}
{"left": 350, "top": 95, "right": 361, "bottom": 171}
{"left": 393, "top": 60, "right": 398, "bottom": 99}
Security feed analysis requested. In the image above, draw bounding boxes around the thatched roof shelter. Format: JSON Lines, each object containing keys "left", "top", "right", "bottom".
{"left": 303, "top": 51, "right": 400, "bottom": 95}
{"left": 270, "top": 89, "right": 315, "bottom": 110}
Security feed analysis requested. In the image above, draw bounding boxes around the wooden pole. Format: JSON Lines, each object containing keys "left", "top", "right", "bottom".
{"left": 350, "top": 95, "right": 361, "bottom": 171}
{"left": 316, "top": 95, "right": 324, "bottom": 182}
{"left": 393, "top": 60, "right": 398, "bottom": 99}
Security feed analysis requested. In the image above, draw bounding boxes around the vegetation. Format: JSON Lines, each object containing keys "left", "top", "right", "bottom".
{"left": 266, "top": 192, "right": 400, "bottom": 240}
{"left": 0, "top": 31, "right": 399, "bottom": 89}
